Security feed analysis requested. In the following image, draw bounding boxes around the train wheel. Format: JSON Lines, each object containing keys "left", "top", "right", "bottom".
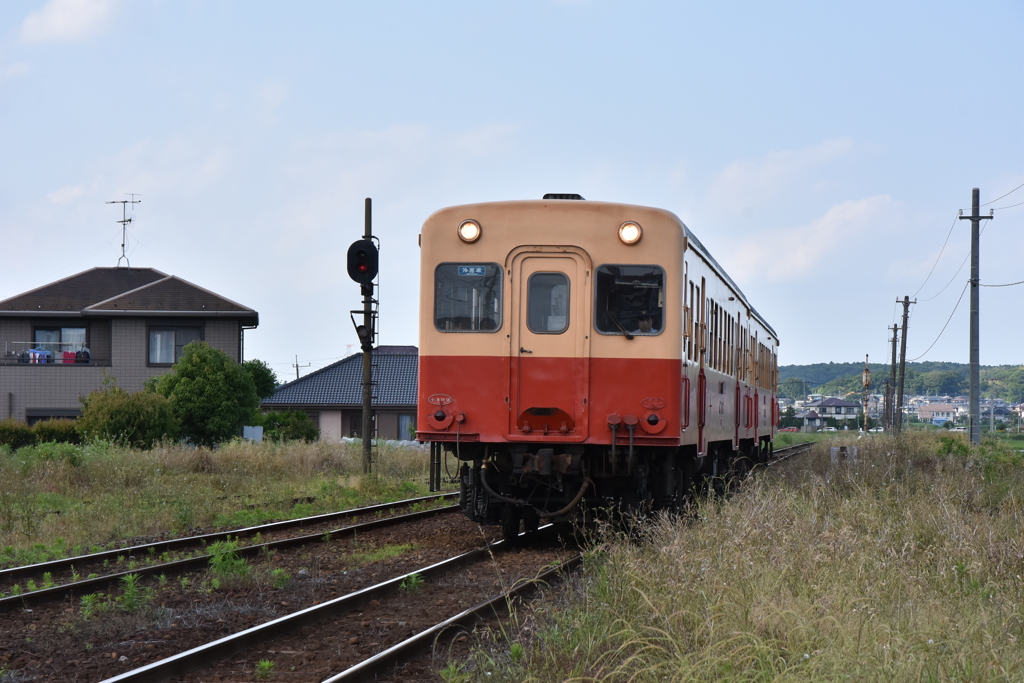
{"left": 501, "top": 504, "right": 522, "bottom": 543}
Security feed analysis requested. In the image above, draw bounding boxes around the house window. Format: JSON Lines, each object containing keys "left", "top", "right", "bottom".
{"left": 148, "top": 326, "right": 202, "bottom": 364}
{"left": 398, "top": 414, "right": 415, "bottom": 440}
{"left": 34, "top": 327, "right": 87, "bottom": 363}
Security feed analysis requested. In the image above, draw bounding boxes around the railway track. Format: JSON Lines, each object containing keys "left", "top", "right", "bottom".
{"left": 94, "top": 530, "right": 575, "bottom": 683}
{"left": 764, "top": 441, "right": 815, "bottom": 467}
{"left": 0, "top": 493, "right": 457, "bottom": 611}
{"left": 90, "top": 449, "right": 811, "bottom": 682}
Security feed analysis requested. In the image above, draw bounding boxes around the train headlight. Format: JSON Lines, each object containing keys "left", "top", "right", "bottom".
{"left": 458, "top": 219, "right": 481, "bottom": 243}
{"left": 618, "top": 221, "right": 642, "bottom": 245}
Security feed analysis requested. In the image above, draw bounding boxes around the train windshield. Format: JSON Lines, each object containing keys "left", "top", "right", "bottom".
{"left": 594, "top": 264, "right": 665, "bottom": 336}
{"left": 434, "top": 263, "right": 503, "bottom": 332}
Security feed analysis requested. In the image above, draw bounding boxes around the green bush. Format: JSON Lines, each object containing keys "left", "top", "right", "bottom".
{"left": 33, "top": 419, "right": 82, "bottom": 444}
{"left": 256, "top": 410, "right": 319, "bottom": 443}
{"left": 17, "top": 441, "right": 84, "bottom": 467}
{"left": 0, "top": 418, "right": 37, "bottom": 449}
{"left": 155, "top": 342, "right": 260, "bottom": 447}
{"left": 78, "top": 386, "right": 179, "bottom": 449}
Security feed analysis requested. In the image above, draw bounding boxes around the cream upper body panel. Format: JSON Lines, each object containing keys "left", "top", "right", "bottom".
{"left": 419, "top": 200, "right": 685, "bottom": 360}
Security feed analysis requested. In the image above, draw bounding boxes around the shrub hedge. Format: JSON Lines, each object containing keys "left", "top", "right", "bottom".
{"left": 0, "top": 418, "right": 37, "bottom": 449}
{"left": 32, "top": 418, "right": 83, "bottom": 444}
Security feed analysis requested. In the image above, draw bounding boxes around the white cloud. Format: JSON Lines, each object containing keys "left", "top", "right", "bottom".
{"left": 708, "top": 138, "right": 854, "bottom": 214}
{"left": 20, "top": 0, "right": 115, "bottom": 44}
{"left": 258, "top": 80, "right": 288, "bottom": 110}
{"left": 450, "top": 123, "right": 519, "bottom": 157}
{"left": 732, "top": 195, "right": 893, "bottom": 282}
{"left": 3, "top": 63, "right": 30, "bottom": 79}
{"left": 47, "top": 184, "right": 86, "bottom": 204}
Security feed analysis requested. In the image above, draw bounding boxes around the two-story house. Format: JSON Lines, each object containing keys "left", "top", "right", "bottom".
{"left": 918, "top": 403, "right": 957, "bottom": 425}
{"left": 803, "top": 397, "right": 862, "bottom": 423}
{"left": 0, "top": 267, "right": 258, "bottom": 424}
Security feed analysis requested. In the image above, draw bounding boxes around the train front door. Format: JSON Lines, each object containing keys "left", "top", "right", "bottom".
{"left": 509, "top": 250, "right": 590, "bottom": 440}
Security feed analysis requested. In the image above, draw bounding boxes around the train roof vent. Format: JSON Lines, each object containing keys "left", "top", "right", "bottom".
{"left": 543, "top": 193, "right": 585, "bottom": 200}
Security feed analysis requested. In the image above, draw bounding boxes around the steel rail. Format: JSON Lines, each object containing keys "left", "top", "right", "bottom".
{"left": 764, "top": 442, "right": 814, "bottom": 467}
{"left": 322, "top": 552, "right": 582, "bottom": 683}
{"left": 0, "top": 505, "right": 460, "bottom": 613}
{"left": 0, "top": 492, "right": 457, "bottom": 584}
{"left": 97, "top": 533, "right": 548, "bottom": 683}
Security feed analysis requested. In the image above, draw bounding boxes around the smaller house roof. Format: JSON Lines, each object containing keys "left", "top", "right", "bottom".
{"left": 919, "top": 403, "right": 957, "bottom": 413}
{"left": 264, "top": 346, "right": 418, "bottom": 409}
{"left": 806, "top": 397, "right": 861, "bottom": 408}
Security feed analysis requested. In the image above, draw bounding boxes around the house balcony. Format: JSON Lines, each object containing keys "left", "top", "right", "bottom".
{"left": 2, "top": 341, "right": 108, "bottom": 366}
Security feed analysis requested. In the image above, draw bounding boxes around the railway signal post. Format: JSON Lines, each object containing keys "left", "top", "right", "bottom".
{"left": 347, "top": 198, "right": 379, "bottom": 473}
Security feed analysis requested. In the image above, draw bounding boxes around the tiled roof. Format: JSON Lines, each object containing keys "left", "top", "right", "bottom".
{"left": 0, "top": 267, "right": 167, "bottom": 311}
{"left": 87, "top": 276, "right": 253, "bottom": 313}
{"left": 264, "top": 346, "right": 418, "bottom": 408}
{"left": 807, "top": 397, "right": 860, "bottom": 408}
{"left": 0, "top": 267, "right": 257, "bottom": 324}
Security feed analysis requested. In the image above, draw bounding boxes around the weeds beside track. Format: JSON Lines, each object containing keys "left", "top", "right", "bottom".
{"left": 451, "top": 432, "right": 1024, "bottom": 682}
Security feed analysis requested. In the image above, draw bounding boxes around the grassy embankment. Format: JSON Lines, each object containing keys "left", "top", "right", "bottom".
{"left": 0, "top": 438, "right": 440, "bottom": 567}
{"left": 456, "top": 433, "right": 1024, "bottom": 681}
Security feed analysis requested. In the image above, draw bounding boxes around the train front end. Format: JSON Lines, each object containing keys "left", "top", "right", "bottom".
{"left": 417, "top": 198, "right": 686, "bottom": 538}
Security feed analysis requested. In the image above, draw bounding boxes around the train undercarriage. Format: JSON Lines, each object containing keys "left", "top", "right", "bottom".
{"left": 433, "top": 438, "right": 774, "bottom": 541}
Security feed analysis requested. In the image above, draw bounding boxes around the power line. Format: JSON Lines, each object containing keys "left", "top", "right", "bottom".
{"left": 992, "top": 199, "right": 1024, "bottom": 210}
{"left": 911, "top": 213, "right": 959, "bottom": 298}
{"left": 981, "top": 278, "right": 1024, "bottom": 288}
{"left": 919, "top": 251, "right": 970, "bottom": 301}
{"left": 980, "top": 180, "right": 1024, "bottom": 207}
{"left": 907, "top": 281, "right": 969, "bottom": 362}
{"left": 917, "top": 222, "right": 990, "bottom": 302}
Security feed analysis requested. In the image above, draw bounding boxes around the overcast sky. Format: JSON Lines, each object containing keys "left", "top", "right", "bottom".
{"left": 1, "top": 0, "right": 1022, "bottom": 381}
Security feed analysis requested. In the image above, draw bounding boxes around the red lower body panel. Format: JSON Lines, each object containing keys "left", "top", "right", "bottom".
{"left": 418, "top": 354, "right": 683, "bottom": 447}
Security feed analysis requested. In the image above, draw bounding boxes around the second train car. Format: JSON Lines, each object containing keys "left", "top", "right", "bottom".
{"left": 416, "top": 195, "right": 779, "bottom": 539}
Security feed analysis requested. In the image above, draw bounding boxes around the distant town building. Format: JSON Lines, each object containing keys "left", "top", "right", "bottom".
{"left": 918, "top": 404, "right": 957, "bottom": 425}
{"left": 803, "top": 397, "right": 862, "bottom": 422}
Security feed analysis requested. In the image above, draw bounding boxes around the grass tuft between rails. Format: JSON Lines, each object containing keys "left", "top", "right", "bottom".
{"left": 454, "top": 432, "right": 1024, "bottom": 682}
{"left": 0, "top": 438, "right": 441, "bottom": 566}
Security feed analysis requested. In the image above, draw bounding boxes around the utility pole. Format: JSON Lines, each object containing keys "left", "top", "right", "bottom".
{"left": 292, "top": 355, "right": 310, "bottom": 380}
{"left": 862, "top": 355, "right": 872, "bottom": 432}
{"left": 895, "top": 296, "right": 914, "bottom": 433}
{"left": 887, "top": 324, "right": 899, "bottom": 433}
{"left": 959, "top": 188, "right": 993, "bottom": 446}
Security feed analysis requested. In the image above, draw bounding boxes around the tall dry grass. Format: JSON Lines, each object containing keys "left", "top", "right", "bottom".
{"left": 0, "top": 438, "right": 435, "bottom": 562}
{"left": 459, "top": 433, "right": 1024, "bottom": 682}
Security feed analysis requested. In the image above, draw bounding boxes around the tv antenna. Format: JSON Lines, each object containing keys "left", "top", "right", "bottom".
{"left": 106, "top": 194, "right": 141, "bottom": 268}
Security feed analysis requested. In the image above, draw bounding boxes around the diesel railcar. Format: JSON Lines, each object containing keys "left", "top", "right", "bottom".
{"left": 416, "top": 196, "right": 778, "bottom": 539}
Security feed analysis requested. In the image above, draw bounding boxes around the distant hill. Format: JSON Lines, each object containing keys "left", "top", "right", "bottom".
{"left": 779, "top": 362, "right": 1024, "bottom": 403}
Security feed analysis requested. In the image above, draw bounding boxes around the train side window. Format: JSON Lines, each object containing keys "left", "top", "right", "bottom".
{"left": 434, "top": 263, "right": 503, "bottom": 333}
{"left": 593, "top": 264, "right": 665, "bottom": 336}
{"left": 527, "top": 272, "right": 569, "bottom": 334}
